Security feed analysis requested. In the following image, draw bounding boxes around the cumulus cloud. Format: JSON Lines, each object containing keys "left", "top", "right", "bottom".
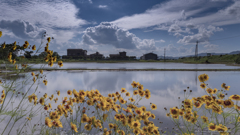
{"left": 155, "top": 39, "right": 165, "bottom": 43}
{"left": 161, "top": 44, "right": 192, "bottom": 56}
{"left": 177, "top": 25, "right": 223, "bottom": 44}
{"left": 82, "top": 22, "right": 157, "bottom": 50}
{"left": 186, "top": 23, "right": 196, "bottom": 29}
{"left": 98, "top": 5, "right": 108, "bottom": 9}
{"left": 0, "top": 20, "right": 46, "bottom": 39}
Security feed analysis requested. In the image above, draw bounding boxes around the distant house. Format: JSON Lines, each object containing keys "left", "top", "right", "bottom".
{"left": 140, "top": 53, "right": 158, "bottom": 60}
{"left": 109, "top": 51, "right": 128, "bottom": 59}
{"left": 88, "top": 51, "right": 104, "bottom": 59}
{"left": 62, "top": 49, "right": 87, "bottom": 59}
{"left": 67, "top": 49, "right": 87, "bottom": 57}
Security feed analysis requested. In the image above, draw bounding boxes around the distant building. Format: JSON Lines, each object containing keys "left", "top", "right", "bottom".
{"left": 67, "top": 49, "right": 87, "bottom": 56}
{"left": 140, "top": 52, "right": 158, "bottom": 60}
{"left": 88, "top": 51, "right": 104, "bottom": 59}
{"left": 62, "top": 49, "right": 87, "bottom": 59}
{"left": 109, "top": 51, "right": 128, "bottom": 59}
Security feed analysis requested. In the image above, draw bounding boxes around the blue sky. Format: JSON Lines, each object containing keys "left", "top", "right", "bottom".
{"left": 0, "top": 0, "right": 240, "bottom": 58}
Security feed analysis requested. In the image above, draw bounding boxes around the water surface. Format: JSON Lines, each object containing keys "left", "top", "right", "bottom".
{"left": 0, "top": 71, "right": 240, "bottom": 134}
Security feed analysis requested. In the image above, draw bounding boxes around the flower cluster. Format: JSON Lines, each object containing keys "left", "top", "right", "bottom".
{"left": 166, "top": 74, "right": 240, "bottom": 135}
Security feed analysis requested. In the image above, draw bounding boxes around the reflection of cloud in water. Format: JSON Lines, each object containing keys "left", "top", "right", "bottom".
{"left": 1, "top": 71, "right": 240, "bottom": 134}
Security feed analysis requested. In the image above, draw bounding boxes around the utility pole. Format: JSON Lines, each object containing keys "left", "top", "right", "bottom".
{"left": 195, "top": 41, "right": 198, "bottom": 61}
{"left": 164, "top": 48, "right": 166, "bottom": 62}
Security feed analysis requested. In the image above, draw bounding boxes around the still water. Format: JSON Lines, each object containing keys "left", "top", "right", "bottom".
{"left": 0, "top": 70, "right": 240, "bottom": 134}
{"left": 1, "top": 62, "right": 240, "bottom": 69}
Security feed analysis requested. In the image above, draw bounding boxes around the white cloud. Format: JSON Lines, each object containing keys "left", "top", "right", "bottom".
{"left": 88, "top": 0, "right": 93, "bottom": 4}
{"left": 155, "top": 39, "right": 165, "bottom": 43}
{"left": 0, "top": 20, "right": 46, "bottom": 39}
{"left": 177, "top": 25, "right": 223, "bottom": 44}
{"left": 82, "top": 22, "right": 157, "bottom": 50}
{"left": 98, "top": 5, "right": 108, "bottom": 9}
{"left": 0, "top": 0, "right": 88, "bottom": 29}
{"left": 111, "top": 0, "right": 208, "bottom": 30}
{"left": 204, "top": 44, "right": 219, "bottom": 48}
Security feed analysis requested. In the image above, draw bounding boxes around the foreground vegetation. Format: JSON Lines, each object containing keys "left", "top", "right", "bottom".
{"left": 1, "top": 31, "right": 240, "bottom": 135}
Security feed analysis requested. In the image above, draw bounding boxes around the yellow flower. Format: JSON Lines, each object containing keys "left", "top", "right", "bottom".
{"left": 131, "top": 81, "right": 139, "bottom": 88}
{"left": 0, "top": 99, "right": 3, "bottom": 104}
{"left": 23, "top": 41, "right": 29, "bottom": 49}
{"left": 208, "top": 123, "right": 217, "bottom": 131}
{"left": 26, "top": 117, "right": 31, "bottom": 121}
{"left": 206, "top": 88, "right": 213, "bottom": 94}
{"left": 28, "top": 95, "right": 33, "bottom": 103}
{"left": 53, "top": 120, "right": 63, "bottom": 128}
{"left": 67, "top": 90, "right": 72, "bottom": 95}
{"left": 44, "top": 105, "right": 49, "bottom": 110}
{"left": 47, "top": 37, "right": 51, "bottom": 43}
{"left": 31, "top": 72, "right": 35, "bottom": 76}
{"left": 201, "top": 116, "right": 209, "bottom": 123}
{"left": 48, "top": 61, "right": 53, "bottom": 67}
{"left": 126, "top": 92, "right": 130, "bottom": 97}
{"left": 200, "top": 83, "right": 206, "bottom": 89}
{"left": 15, "top": 65, "right": 18, "bottom": 69}
{"left": 39, "top": 97, "right": 45, "bottom": 105}
{"left": 1, "top": 93, "right": 5, "bottom": 100}
{"left": 43, "top": 80, "right": 47, "bottom": 86}
{"left": 71, "top": 122, "right": 78, "bottom": 132}
{"left": 131, "top": 121, "right": 141, "bottom": 129}
{"left": 13, "top": 45, "right": 17, "bottom": 51}
{"left": 170, "top": 107, "right": 179, "bottom": 116}
{"left": 45, "top": 117, "right": 52, "bottom": 128}
{"left": 121, "top": 88, "right": 127, "bottom": 93}
{"left": 221, "top": 83, "right": 226, "bottom": 88}
{"left": 224, "top": 86, "right": 230, "bottom": 91}
{"left": 2, "top": 42, "right": 5, "bottom": 49}
{"left": 103, "top": 113, "right": 108, "bottom": 122}
{"left": 57, "top": 91, "right": 60, "bottom": 96}
{"left": 48, "top": 103, "right": 52, "bottom": 109}
{"left": 213, "top": 88, "right": 218, "bottom": 94}
{"left": 135, "top": 108, "right": 143, "bottom": 115}
{"left": 84, "top": 124, "right": 92, "bottom": 131}
{"left": 216, "top": 124, "right": 228, "bottom": 132}
{"left": 138, "top": 84, "right": 144, "bottom": 91}
{"left": 58, "top": 61, "right": 63, "bottom": 67}
{"left": 32, "top": 45, "right": 36, "bottom": 50}
{"left": 109, "top": 123, "right": 114, "bottom": 129}
{"left": 0, "top": 31, "right": 2, "bottom": 37}
{"left": 222, "top": 99, "right": 234, "bottom": 108}
{"left": 151, "top": 104, "right": 157, "bottom": 110}
{"left": 54, "top": 98, "right": 58, "bottom": 103}
{"left": 43, "top": 93, "right": 48, "bottom": 98}
{"left": 133, "top": 90, "right": 138, "bottom": 95}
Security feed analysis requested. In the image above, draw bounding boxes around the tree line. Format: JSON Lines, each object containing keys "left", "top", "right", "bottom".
{"left": 0, "top": 42, "right": 60, "bottom": 60}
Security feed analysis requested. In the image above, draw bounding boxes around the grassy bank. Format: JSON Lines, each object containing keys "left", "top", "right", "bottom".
{"left": 0, "top": 53, "right": 239, "bottom": 64}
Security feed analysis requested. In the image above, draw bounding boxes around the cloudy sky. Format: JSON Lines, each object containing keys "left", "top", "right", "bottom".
{"left": 0, "top": 0, "right": 240, "bottom": 58}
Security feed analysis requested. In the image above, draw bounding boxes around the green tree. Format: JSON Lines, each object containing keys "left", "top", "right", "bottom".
{"left": 0, "top": 42, "right": 23, "bottom": 60}
{"left": 52, "top": 52, "right": 60, "bottom": 59}
{"left": 24, "top": 51, "right": 33, "bottom": 59}
{"left": 38, "top": 52, "right": 48, "bottom": 58}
